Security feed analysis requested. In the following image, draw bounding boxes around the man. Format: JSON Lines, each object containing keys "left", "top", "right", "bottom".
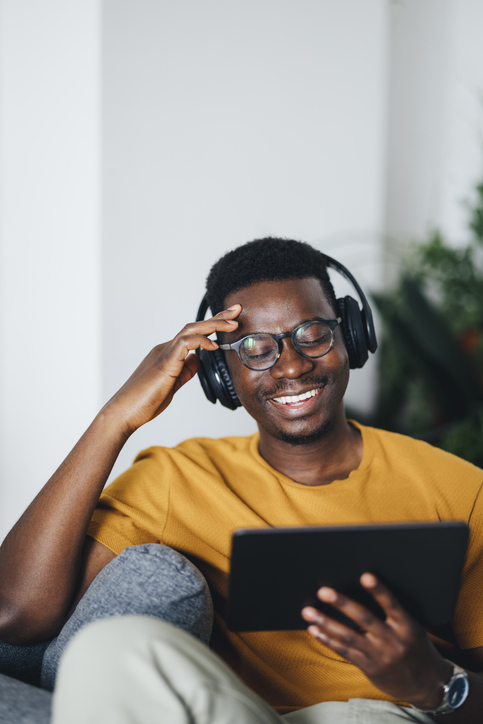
{"left": 1, "top": 238, "right": 482, "bottom": 723}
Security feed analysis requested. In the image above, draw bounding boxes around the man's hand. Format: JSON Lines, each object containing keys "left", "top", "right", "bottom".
{"left": 102, "top": 304, "right": 241, "bottom": 435}
{"left": 301, "top": 573, "right": 453, "bottom": 709}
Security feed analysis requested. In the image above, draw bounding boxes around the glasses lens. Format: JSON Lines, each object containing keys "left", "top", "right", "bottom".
{"left": 240, "top": 335, "right": 278, "bottom": 369}
{"left": 294, "top": 321, "right": 333, "bottom": 357}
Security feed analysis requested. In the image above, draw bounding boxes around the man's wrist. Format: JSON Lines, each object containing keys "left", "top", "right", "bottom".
{"left": 406, "top": 659, "right": 453, "bottom": 711}
{"left": 410, "top": 661, "right": 470, "bottom": 716}
{"left": 92, "top": 406, "right": 134, "bottom": 445}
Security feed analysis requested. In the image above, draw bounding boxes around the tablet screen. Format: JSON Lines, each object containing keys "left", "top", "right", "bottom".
{"left": 226, "top": 521, "right": 468, "bottom": 631}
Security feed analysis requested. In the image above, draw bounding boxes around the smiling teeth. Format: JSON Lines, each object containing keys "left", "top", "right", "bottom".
{"left": 273, "top": 388, "right": 320, "bottom": 405}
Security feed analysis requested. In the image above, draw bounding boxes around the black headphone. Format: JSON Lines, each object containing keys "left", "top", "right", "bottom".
{"left": 196, "top": 254, "right": 377, "bottom": 410}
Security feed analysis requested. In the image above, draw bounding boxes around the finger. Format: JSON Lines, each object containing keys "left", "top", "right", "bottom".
{"left": 313, "top": 586, "right": 386, "bottom": 634}
{"left": 176, "top": 315, "right": 239, "bottom": 340}
{"left": 301, "top": 608, "right": 367, "bottom": 664}
{"left": 177, "top": 353, "right": 200, "bottom": 388}
{"left": 208, "top": 304, "right": 242, "bottom": 323}
{"left": 220, "top": 304, "right": 242, "bottom": 316}
{"left": 302, "top": 605, "right": 365, "bottom": 642}
{"left": 174, "top": 334, "right": 222, "bottom": 356}
{"left": 360, "top": 574, "right": 407, "bottom": 623}
{"left": 199, "top": 303, "right": 242, "bottom": 327}
{"left": 149, "top": 335, "right": 218, "bottom": 389}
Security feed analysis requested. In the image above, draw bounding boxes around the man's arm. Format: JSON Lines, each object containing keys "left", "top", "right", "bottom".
{"left": 302, "top": 573, "right": 483, "bottom": 723}
{"left": 0, "top": 305, "right": 241, "bottom": 645}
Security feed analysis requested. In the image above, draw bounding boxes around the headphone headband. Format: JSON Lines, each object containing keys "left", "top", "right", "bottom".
{"left": 320, "top": 254, "right": 377, "bottom": 354}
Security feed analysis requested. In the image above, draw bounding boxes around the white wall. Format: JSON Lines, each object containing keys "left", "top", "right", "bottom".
{"left": 385, "top": 0, "right": 483, "bottom": 253}
{"left": 0, "top": 1, "right": 101, "bottom": 539}
{"left": 1, "top": 1, "right": 483, "bottom": 543}
{"left": 102, "top": 0, "right": 390, "bottom": 482}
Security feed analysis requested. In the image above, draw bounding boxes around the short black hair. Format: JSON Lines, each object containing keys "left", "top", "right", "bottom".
{"left": 206, "top": 237, "right": 338, "bottom": 314}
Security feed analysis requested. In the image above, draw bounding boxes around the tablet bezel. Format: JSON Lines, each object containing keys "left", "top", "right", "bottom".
{"left": 226, "top": 521, "right": 469, "bottom": 632}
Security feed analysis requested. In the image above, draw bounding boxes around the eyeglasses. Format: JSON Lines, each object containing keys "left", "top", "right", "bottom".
{"left": 219, "top": 317, "right": 342, "bottom": 371}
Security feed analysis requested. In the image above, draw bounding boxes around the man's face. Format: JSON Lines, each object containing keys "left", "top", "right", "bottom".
{"left": 223, "top": 277, "right": 350, "bottom": 446}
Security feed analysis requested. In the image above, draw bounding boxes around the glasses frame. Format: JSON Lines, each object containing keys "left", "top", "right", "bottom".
{"left": 219, "top": 317, "right": 342, "bottom": 371}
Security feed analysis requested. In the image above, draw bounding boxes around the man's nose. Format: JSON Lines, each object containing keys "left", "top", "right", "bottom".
{"left": 269, "top": 339, "right": 314, "bottom": 379}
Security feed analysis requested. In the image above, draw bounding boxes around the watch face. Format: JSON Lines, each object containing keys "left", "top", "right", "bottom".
{"left": 448, "top": 675, "right": 470, "bottom": 708}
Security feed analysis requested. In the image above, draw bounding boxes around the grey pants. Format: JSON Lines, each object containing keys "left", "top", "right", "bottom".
{"left": 0, "top": 544, "right": 213, "bottom": 724}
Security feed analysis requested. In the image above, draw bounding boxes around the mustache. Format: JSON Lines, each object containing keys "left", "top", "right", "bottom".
{"left": 260, "top": 375, "right": 329, "bottom": 400}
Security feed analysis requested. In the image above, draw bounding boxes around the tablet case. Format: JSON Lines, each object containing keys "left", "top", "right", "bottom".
{"left": 226, "top": 522, "right": 469, "bottom": 631}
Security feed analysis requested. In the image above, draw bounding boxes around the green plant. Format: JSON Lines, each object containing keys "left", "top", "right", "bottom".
{"left": 353, "top": 178, "right": 483, "bottom": 466}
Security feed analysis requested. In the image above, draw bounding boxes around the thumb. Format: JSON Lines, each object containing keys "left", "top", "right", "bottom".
{"left": 177, "top": 352, "right": 200, "bottom": 389}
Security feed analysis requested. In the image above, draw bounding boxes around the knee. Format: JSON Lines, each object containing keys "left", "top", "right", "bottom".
{"left": 78, "top": 544, "right": 213, "bottom": 642}
{"left": 53, "top": 616, "right": 216, "bottom": 722}
{"left": 57, "top": 616, "right": 201, "bottom": 686}
{"left": 127, "top": 544, "right": 214, "bottom": 641}
{"left": 41, "top": 545, "right": 213, "bottom": 691}
{"left": 60, "top": 616, "right": 152, "bottom": 670}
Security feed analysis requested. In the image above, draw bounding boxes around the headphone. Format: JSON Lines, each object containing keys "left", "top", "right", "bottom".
{"left": 196, "top": 254, "right": 377, "bottom": 410}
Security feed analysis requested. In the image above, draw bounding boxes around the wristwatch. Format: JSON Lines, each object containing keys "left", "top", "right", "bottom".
{"left": 411, "top": 661, "right": 469, "bottom": 716}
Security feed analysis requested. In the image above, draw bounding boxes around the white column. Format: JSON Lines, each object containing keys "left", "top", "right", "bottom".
{"left": 101, "top": 0, "right": 390, "bottom": 482}
{"left": 0, "top": 1, "right": 102, "bottom": 542}
{"left": 385, "top": 0, "right": 483, "bottom": 251}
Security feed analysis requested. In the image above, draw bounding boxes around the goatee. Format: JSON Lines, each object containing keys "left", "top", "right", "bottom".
{"left": 272, "top": 418, "right": 335, "bottom": 447}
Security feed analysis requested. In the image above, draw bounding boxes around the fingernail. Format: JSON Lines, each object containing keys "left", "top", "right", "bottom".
{"left": 361, "top": 573, "right": 376, "bottom": 587}
{"left": 227, "top": 304, "right": 240, "bottom": 310}
{"left": 319, "top": 587, "right": 337, "bottom": 602}
{"left": 302, "top": 608, "right": 317, "bottom": 621}
{"left": 309, "top": 626, "right": 328, "bottom": 641}
{"left": 226, "top": 320, "right": 238, "bottom": 325}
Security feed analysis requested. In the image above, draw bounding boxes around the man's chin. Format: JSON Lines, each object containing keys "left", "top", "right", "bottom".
{"left": 271, "top": 419, "right": 335, "bottom": 447}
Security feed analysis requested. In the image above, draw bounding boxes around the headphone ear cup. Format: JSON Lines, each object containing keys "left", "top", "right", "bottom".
{"left": 337, "top": 296, "right": 369, "bottom": 369}
{"left": 196, "top": 348, "right": 217, "bottom": 404}
{"left": 213, "top": 349, "right": 241, "bottom": 410}
{"left": 197, "top": 347, "right": 241, "bottom": 410}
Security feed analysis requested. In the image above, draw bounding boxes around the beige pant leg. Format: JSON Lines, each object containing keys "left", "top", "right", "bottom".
{"left": 52, "top": 615, "right": 434, "bottom": 724}
{"left": 285, "top": 698, "right": 434, "bottom": 724}
{"left": 52, "top": 616, "right": 282, "bottom": 724}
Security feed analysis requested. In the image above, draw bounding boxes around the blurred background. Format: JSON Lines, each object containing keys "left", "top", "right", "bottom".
{"left": 1, "top": 0, "right": 482, "bottom": 542}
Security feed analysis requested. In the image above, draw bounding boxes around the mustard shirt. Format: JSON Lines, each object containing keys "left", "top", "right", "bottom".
{"left": 87, "top": 422, "right": 483, "bottom": 714}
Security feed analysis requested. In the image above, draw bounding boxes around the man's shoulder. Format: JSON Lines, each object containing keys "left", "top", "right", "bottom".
{"left": 356, "top": 421, "right": 483, "bottom": 482}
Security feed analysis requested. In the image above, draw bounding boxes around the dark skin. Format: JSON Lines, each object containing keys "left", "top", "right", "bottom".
{"left": 222, "top": 278, "right": 363, "bottom": 486}
{"left": 302, "top": 577, "right": 483, "bottom": 722}
{"left": 0, "top": 276, "right": 482, "bottom": 721}
{"left": 0, "top": 308, "right": 239, "bottom": 643}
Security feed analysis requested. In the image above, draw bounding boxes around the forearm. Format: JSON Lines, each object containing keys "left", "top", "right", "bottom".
{"left": 0, "top": 410, "right": 130, "bottom": 644}
{"left": 0, "top": 310, "right": 240, "bottom": 645}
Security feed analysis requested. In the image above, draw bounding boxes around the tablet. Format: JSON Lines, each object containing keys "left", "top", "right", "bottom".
{"left": 226, "top": 521, "right": 469, "bottom": 632}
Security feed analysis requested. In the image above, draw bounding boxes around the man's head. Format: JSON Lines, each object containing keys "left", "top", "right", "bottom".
{"left": 203, "top": 238, "right": 349, "bottom": 447}
{"left": 206, "top": 237, "right": 338, "bottom": 317}
{"left": 221, "top": 277, "right": 349, "bottom": 447}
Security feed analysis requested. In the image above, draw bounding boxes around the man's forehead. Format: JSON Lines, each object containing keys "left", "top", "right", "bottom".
{"left": 223, "top": 277, "right": 335, "bottom": 334}
{"left": 224, "top": 276, "right": 326, "bottom": 302}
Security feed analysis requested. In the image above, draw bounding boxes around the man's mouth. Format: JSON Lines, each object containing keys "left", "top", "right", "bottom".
{"left": 271, "top": 388, "right": 321, "bottom": 406}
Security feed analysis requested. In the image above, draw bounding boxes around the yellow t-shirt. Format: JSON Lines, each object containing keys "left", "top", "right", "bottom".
{"left": 87, "top": 422, "right": 483, "bottom": 714}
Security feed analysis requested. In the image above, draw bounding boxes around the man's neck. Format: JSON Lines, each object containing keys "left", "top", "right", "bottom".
{"left": 257, "top": 414, "right": 363, "bottom": 487}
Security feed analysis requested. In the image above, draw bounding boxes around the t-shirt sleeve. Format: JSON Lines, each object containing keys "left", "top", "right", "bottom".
{"left": 87, "top": 448, "right": 170, "bottom": 555}
{"left": 452, "top": 482, "right": 483, "bottom": 649}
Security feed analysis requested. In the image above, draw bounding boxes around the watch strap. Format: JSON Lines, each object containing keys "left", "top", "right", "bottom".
{"left": 410, "top": 661, "right": 469, "bottom": 716}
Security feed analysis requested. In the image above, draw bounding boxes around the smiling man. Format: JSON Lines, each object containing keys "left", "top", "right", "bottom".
{"left": 218, "top": 276, "right": 361, "bottom": 485}
{"left": 1, "top": 238, "right": 483, "bottom": 724}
